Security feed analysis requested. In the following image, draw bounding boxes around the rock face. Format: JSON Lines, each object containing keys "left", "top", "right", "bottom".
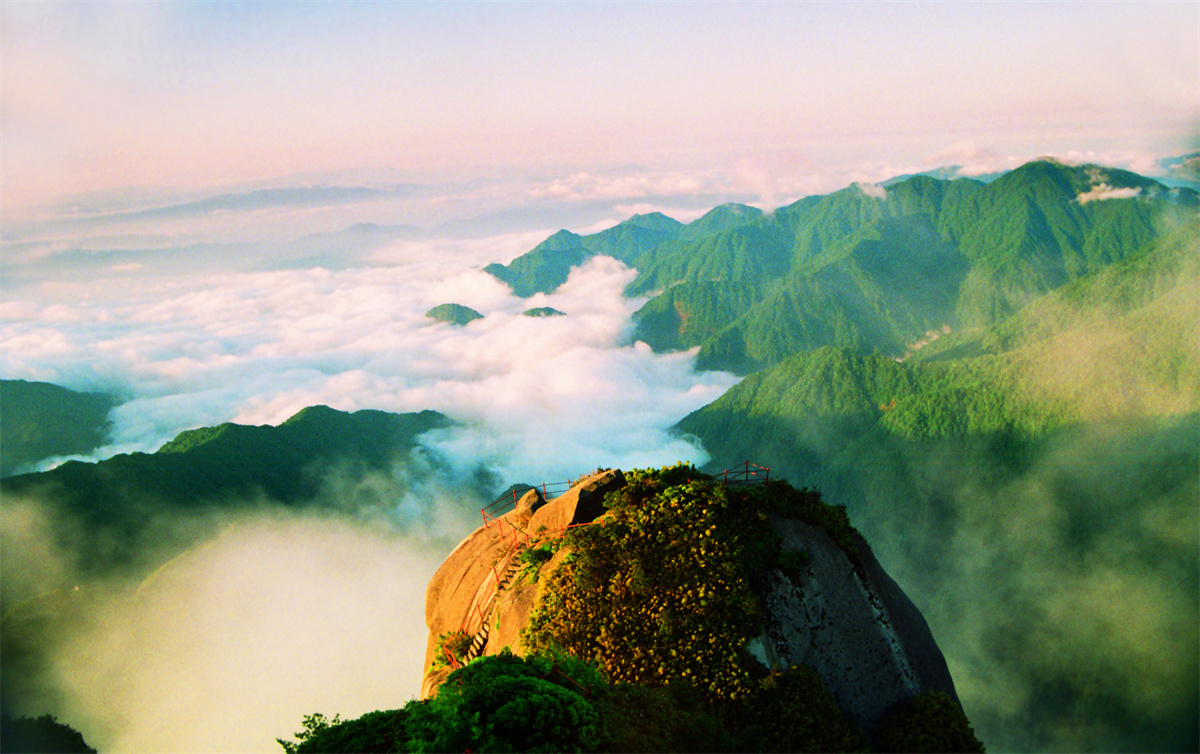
{"left": 421, "top": 469, "right": 625, "bottom": 698}
{"left": 421, "top": 468, "right": 959, "bottom": 736}
{"left": 750, "top": 515, "right": 960, "bottom": 731}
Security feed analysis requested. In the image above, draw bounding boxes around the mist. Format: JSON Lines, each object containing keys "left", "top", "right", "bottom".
{"left": 2, "top": 225, "right": 737, "bottom": 484}
{"left": 5, "top": 507, "right": 461, "bottom": 753}
{"left": 850, "top": 417, "right": 1199, "bottom": 752}
{"left": 841, "top": 247, "right": 1199, "bottom": 751}
{"left": 1, "top": 181, "right": 743, "bottom": 750}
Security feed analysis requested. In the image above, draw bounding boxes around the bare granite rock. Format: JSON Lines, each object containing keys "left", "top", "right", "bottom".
{"left": 749, "top": 515, "right": 960, "bottom": 731}
{"left": 421, "top": 470, "right": 622, "bottom": 698}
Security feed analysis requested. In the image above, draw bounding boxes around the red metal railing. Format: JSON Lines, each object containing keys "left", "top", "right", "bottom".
{"left": 481, "top": 480, "right": 574, "bottom": 523}
{"left": 721, "top": 460, "right": 770, "bottom": 486}
{"left": 454, "top": 476, "right": 613, "bottom": 662}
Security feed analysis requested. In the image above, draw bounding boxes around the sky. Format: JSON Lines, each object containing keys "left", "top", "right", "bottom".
{"left": 3, "top": 1, "right": 1197, "bottom": 214}
{"left": 1, "top": 2, "right": 1198, "bottom": 752}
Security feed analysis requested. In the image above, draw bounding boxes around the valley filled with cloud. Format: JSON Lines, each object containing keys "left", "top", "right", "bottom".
{"left": 3, "top": 2, "right": 1196, "bottom": 752}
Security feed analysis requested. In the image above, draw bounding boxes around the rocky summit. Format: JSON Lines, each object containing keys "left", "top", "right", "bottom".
{"left": 422, "top": 469, "right": 626, "bottom": 697}
{"left": 421, "top": 466, "right": 962, "bottom": 735}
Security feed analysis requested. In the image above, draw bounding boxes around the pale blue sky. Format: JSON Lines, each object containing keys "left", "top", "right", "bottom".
{"left": 4, "top": 1, "right": 1197, "bottom": 211}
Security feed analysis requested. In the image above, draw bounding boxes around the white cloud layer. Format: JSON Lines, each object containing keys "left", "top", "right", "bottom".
{"left": 1, "top": 209, "right": 738, "bottom": 750}
{"left": 1077, "top": 183, "right": 1143, "bottom": 204}
{"left": 1, "top": 232, "right": 736, "bottom": 487}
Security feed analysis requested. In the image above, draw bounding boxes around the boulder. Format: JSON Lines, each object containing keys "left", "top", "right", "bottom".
{"left": 528, "top": 469, "right": 624, "bottom": 533}
{"left": 421, "top": 471, "right": 621, "bottom": 697}
{"left": 753, "top": 515, "right": 960, "bottom": 731}
{"left": 421, "top": 468, "right": 960, "bottom": 732}
{"left": 421, "top": 509, "right": 528, "bottom": 690}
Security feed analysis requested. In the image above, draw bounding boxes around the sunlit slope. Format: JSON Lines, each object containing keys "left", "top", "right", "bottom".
{"left": 482, "top": 160, "right": 1195, "bottom": 378}
{"left": 0, "top": 380, "right": 117, "bottom": 477}
{"left": 679, "top": 215, "right": 1197, "bottom": 475}
{"left": 483, "top": 213, "right": 685, "bottom": 297}
{"left": 675, "top": 218, "right": 1200, "bottom": 752}
{"left": 631, "top": 161, "right": 1195, "bottom": 373}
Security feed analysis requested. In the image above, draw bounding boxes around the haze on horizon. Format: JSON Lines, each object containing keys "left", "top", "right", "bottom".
{"left": 2, "top": 3, "right": 1198, "bottom": 753}
{"left": 3, "top": 0, "right": 1196, "bottom": 214}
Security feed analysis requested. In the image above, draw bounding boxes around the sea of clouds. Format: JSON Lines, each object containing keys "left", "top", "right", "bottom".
{"left": 3, "top": 168, "right": 755, "bottom": 751}
{"left": 3, "top": 172, "right": 749, "bottom": 484}
{"left": 3, "top": 150, "right": 1193, "bottom": 751}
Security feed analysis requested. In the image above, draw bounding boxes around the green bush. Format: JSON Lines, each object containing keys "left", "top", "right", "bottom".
{"left": 593, "top": 683, "right": 683, "bottom": 752}
{"left": 743, "top": 666, "right": 866, "bottom": 753}
{"left": 429, "top": 629, "right": 472, "bottom": 670}
{"left": 872, "top": 691, "right": 985, "bottom": 753}
{"left": 285, "top": 650, "right": 603, "bottom": 753}
{"left": 516, "top": 541, "right": 559, "bottom": 585}
{"left": 283, "top": 658, "right": 964, "bottom": 753}
{"left": 523, "top": 469, "right": 769, "bottom": 701}
{"left": 0, "top": 713, "right": 96, "bottom": 754}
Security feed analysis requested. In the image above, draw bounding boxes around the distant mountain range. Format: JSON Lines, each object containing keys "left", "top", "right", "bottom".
{"left": 0, "top": 381, "right": 116, "bottom": 477}
{"left": 487, "top": 159, "right": 1195, "bottom": 376}
{"left": 4, "top": 158, "right": 1196, "bottom": 751}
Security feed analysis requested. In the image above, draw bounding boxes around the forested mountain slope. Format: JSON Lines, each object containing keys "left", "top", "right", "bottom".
{"left": 486, "top": 160, "right": 1195, "bottom": 376}
{"left": 0, "top": 380, "right": 117, "bottom": 477}
{"left": 483, "top": 212, "right": 685, "bottom": 297}
{"left": 674, "top": 216, "right": 1199, "bottom": 752}
{"left": 636, "top": 161, "right": 1194, "bottom": 373}
{"left": 2, "top": 406, "right": 453, "bottom": 594}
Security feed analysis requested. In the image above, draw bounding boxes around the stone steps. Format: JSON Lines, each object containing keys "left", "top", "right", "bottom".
{"left": 461, "top": 541, "right": 527, "bottom": 662}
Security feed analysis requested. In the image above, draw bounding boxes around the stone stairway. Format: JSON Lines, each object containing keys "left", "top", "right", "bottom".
{"left": 462, "top": 540, "right": 527, "bottom": 662}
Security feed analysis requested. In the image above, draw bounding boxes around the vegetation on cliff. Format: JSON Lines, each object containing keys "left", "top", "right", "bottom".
{"left": 283, "top": 465, "right": 981, "bottom": 752}
{"left": 282, "top": 649, "right": 889, "bottom": 753}
{"left": 521, "top": 465, "right": 861, "bottom": 700}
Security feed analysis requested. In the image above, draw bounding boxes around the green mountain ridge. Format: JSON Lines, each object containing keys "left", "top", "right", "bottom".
{"left": 673, "top": 212, "right": 1200, "bottom": 751}
{"left": 0, "top": 380, "right": 118, "bottom": 477}
{"left": 1, "top": 406, "right": 454, "bottom": 591}
{"left": 1, "top": 404, "right": 463, "bottom": 727}
{"left": 482, "top": 159, "right": 1195, "bottom": 375}
{"left": 635, "top": 161, "right": 1195, "bottom": 373}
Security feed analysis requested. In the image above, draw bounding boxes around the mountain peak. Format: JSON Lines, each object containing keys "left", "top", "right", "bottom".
{"left": 422, "top": 465, "right": 967, "bottom": 738}
{"left": 534, "top": 229, "right": 583, "bottom": 251}
{"left": 425, "top": 303, "right": 483, "bottom": 326}
{"left": 678, "top": 202, "right": 764, "bottom": 241}
{"left": 623, "top": 211, "right": 684, "bottom": 233}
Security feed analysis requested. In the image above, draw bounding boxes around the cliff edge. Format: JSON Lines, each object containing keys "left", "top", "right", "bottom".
{"left": 421, "top": 466, "right": 963, "bottom": 735}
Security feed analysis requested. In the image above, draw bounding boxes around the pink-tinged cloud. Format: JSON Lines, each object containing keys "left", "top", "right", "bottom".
{"left": 855, "top": 182, "right": 889, "bottom": 200}
{"left": 924, "top": 142, "right": 1028, "bottom": 176}
{"left": 1077, "top": 184, "right": 1143, "bottom": 204}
